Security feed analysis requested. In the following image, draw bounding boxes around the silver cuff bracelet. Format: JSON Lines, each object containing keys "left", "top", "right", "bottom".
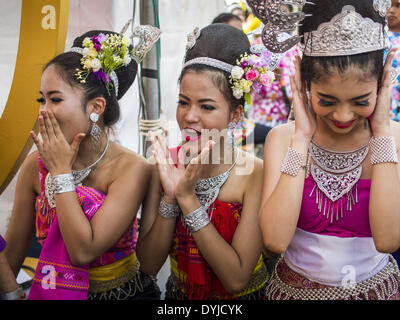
{"left": 159, "top": 198, "right": 180, "bottom": 219}
{"left": 182, "top": 206, "right": 211, "bottom": 234}
{"left": 53, "top": 173, "right": 76, "bottom": 194}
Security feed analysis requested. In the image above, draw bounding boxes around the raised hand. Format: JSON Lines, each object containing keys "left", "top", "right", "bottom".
{"left": 370, "top": 48, "right": 399, "bottom": 137}
{"left": 289, "top": 55, "right": 317, "bottom": 140}
{"left": 149, "top": 131, "right": 186, "bottom": 203}
{"left": 175, "top": 140, "right": 215, "bottom": 204}
{"left": 30, "top": 110, "right": 85, "bottom": 175}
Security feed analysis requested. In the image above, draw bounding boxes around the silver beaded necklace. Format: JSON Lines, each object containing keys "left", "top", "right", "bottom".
{"left": 44, "top": 136, "right": 110, "bottom": 208}
{"left": 308, "top": 139, "right": 370, "bottom": 222}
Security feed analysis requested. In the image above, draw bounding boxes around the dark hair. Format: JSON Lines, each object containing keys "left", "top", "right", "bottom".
{"left": 299, "top": 0, "right": 385, "bottom": 89}
{"left": 180, "top": 24, "right": 250, "bottom": 111}
{"left": 212, "top": 12, "right": 242, "bottom": 24}
{"left": 44, "top": 30, "right": 138, "bottom": 127}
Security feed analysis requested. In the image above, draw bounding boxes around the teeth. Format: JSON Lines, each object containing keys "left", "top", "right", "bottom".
{"left": 183, "top": 129, "right": 200, "bottom": 137}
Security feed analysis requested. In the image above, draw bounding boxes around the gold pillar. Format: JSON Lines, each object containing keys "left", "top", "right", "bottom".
{"left": 0, "top": 0, "right": 69, "bottom": 194}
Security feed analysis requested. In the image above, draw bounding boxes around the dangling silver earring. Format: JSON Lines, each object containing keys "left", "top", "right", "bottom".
{"left": 227, "top": 121, "right": 236, "bottom": 148}
{"left": 90, "top": 113, "right": 101, "bottom": 142}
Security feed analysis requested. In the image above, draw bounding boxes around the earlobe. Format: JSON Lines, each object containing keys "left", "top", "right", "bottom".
{"left": 87, "top": 97, "right": 106, "bottom": 117}
{"left": 231, "top": 104, "right": 244, "bottom": 123}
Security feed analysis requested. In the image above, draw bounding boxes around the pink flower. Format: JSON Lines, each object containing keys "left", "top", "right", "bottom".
{"left": 246, "top": 69, "right": 259, "bottom": 81}
{"left": 259, "top": 73, "right": 272, "bottom": 86}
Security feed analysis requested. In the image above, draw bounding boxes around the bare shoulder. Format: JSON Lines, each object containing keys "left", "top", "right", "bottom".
{"left": 18, "top": 151, "right": 40, "bottom": 193}
{"left": 265, "top": 121, "right": 295, "bottom": 150}
{"left": 111, "top": 143, "right": 150, "bottom": 170}
{"left": 105, "top": 143, "right": 151, "bottom": 184}
{"left": 234, "top": 149, "right": 263, "bottom": 182}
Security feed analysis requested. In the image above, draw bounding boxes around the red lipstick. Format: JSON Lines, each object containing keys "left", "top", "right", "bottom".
{"left": 331, "top": 120, "right": 355, "bottom": 129}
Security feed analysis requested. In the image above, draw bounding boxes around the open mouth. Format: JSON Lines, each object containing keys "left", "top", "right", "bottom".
{"left": 182, "top": 128, "right": 201, "bottom": 142}
{"left": 331, "top": 120, "right": 355, "bottom": 129}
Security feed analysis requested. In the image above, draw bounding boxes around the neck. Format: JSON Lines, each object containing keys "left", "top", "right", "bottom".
{"left": 390, "top": 26, "right": 400, "bottom": 33}
{"left": 313, "top": 117, "right": 371, "bottom": 150}
{"left": 72, "top": 134, "right": 108, "bottom": 171}
{"left": 197, "top": 141, "right": 236, "bottom": 178}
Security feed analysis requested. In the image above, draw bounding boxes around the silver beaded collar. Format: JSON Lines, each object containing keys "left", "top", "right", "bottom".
{"left": 308, "top": 139, "right": 370, "bottom": 222}
{"left": 44, "top": 136, "right": 110, "bottom": 208}
{"left": 195, "top": 148, "right": 239, "bottom": 211}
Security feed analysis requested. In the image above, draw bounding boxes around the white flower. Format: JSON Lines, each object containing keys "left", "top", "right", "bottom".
{"left": 231, "top": 66, "right": 244, "bottom": 79}
{"left": 82, "top": 47, "right": 90, "bottom": 57}
{"left": 113, "top": 55, "right": 123, "bottom": 64}
{"left": 122, "top": 36, "right": 131, "bottom": 47}
{"left": 90, "top": 58, "right": 102, "bottom": 72}
{"left": 232, "top": 87, "right": 243, "bottom": 99}
{"left": 123, "top": 55, "right": 132, "bottom": 66}
{"left": 82, "top": 37, "right": 92, "bottom": 47}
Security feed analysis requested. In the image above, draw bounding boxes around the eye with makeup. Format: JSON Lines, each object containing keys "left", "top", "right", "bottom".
{"left": 201, "top": 104, "right": 216, "bottom": 111}
{"left": 353, "top": 100, "right": 370, "bottom": 107}
{"left": 318, "top": 99, "right": 335, "bottom": 107}
{"left": 36, "top": 97, "right": 63, "bottom": 104}
{"left": 177, "top": 99, "right": 188, "bottom": 107}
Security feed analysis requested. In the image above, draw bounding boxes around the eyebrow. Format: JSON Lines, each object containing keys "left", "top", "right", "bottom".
{"left": 39, "top": 90, "right": 63, "bottom": 95}
{"left": 179, "top": 93, "right": 216, "bottom": 103}
{"left": 317, "top": 92, "right": 372, "bottom": 101}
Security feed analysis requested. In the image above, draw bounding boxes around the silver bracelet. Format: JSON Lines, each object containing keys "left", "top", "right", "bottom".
{"left": 0, "top": 285, "right": 25, "bottom": 300}
{"left": 182, "top": 206, "right": 210, "bottom": 234}
{"left": 370, "top": 136, "right": 399, "bottom": 165}
{"left": 280, "top": 147, "right": 306, "bottom": 177}
{"left": 53, "top": 173, "right": 75, "bottom": 194}
{"left": 159, "top": 198, "right": 180, "bottom": 219}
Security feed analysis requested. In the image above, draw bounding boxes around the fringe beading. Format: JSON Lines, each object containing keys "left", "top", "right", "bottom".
{"left": 265, "top": 256, "right": 400, "bottom": 300}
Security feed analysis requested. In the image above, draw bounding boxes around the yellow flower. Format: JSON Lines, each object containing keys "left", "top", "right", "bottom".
{"left": 88, "top": 47, "right": 98, "bottom": 58}
{"left": 84, "top": 59, "right": 92, "bottom": 69}
{"left": 241, "top": 79, "right": 252, "bottom": 93}
{"left": 122, "top": 36, "right": 130, "bottom": 47}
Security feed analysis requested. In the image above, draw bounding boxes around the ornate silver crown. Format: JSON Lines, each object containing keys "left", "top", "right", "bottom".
{"left": 373, "top": 0, "right": 391, "bottom": 17}
{"left": 303, "top": 6, "right": 385, "bottom": 57}
{"left": 130, "top": 25, "right": 161, "bottom": 64}
{"left": 247, "top": 0, "right": 312, "bottom": 53}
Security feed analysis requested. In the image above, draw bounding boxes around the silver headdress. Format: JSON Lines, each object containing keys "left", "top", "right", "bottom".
{"left": 246, "top": 0, "right": 313, "bottom": 53}
{"left": 130, "top": 25, "right": 161, "bottom": 64}
{"left": 373, "top": 0, "right": 391, "bottom": 17}
{"left": 247, "top": 0, "right": 387, "bottom": 58}
{"left": 303, "top": 6, "right": 386, "bottom": 57}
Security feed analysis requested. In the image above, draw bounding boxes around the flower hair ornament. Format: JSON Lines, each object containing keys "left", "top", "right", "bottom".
{"left": 182, "top": 26, "right": 275, "bottom": 107}
{"left": 69, "top": 25, "right": 161, "bottom": 96}
{"left": 229, "top": 51, "right": 275, "bottom": 106}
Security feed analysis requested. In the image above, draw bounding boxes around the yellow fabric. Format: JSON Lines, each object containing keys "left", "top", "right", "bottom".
{"left": 89, "top": 253, "right": 137, "bottom": 282}
{"left": 243, "top": 15, "right": 261, "bottom": 34}
{"left": 169, "top": 254, "right": 267, "bottom": 297}
{"left": 22, "top": 257, "right": 39, "bottom": 278}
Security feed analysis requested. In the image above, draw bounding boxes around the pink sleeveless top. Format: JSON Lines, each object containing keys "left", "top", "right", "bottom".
{"left": 35, "top": 155, "right": 138, "bottom": 267}
{"left": 297, "top": 176, "right": 372, "bottom": 238}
